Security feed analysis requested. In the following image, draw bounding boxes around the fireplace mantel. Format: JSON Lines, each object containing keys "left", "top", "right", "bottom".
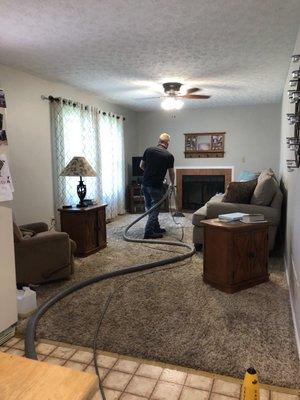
{"left": 175, "top": 168, "right": 233, "bottom": 210}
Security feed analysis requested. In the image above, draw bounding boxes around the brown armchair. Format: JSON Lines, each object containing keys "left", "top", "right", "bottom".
{"left": 13, "top": 222, "right": 76, "bottom": 285}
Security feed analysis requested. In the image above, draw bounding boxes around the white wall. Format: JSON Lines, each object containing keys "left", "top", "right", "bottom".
{"left": 0, "top": 64, "right": 137, "bottom": 225}
{"left": 0, "top": 206, "right": 17, "bottom": 334}
{"left": 279, "top": 26, "right": 300, "bottom": 354}
{"left": 137, "top": 104, "right": 281, "bottom": 180}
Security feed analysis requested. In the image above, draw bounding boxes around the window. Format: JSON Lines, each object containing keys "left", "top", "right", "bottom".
{"left": 51, "top": 100, "right": 125, "bottom": 219}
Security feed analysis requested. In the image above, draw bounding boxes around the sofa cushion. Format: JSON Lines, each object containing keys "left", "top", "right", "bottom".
{"left": 270, "top": 189, "right": 283, "bottom": 209}
{"left": 258, "top": 168, "right": 277, "bottom": 182}
{"left": 206, "top": 201, "right": 280, "bottom": 224}
{"left": 251, "top": 175, "right": 278, "bottom": 206}
{"left": 192, "top": 205, "right": 207, "bottom": 226}
{"left": 222, "top": 179, "right": 257, "bottom": 204}
{"left": 237, "top": 170, "right": 260, "bottom": 182}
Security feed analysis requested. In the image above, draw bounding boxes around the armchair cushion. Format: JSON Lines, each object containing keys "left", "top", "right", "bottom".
{"left": 19, "top": 222, "right": 48, "bottom": 233}
{"left": 20, "top": 228, "right": 35, "bottom": 238}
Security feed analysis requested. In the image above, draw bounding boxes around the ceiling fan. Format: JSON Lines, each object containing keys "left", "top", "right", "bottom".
{"left": 140, "top": 82, "right": 211, "bottom": 110}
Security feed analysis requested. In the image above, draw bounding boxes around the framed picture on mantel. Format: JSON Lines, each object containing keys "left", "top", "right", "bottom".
{"left": 184, "top": 132, "right": 225, "bottom": 158}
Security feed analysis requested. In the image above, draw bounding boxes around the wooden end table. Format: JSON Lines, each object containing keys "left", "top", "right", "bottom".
{"left": 202, "top": 218, "right": 269, "bottom": 293}
{"left": 58, "top": 204, "right": 107, "bottom": 257}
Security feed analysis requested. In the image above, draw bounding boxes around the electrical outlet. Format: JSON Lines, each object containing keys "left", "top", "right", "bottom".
{"left": 242, "top": 156, "right": 246, "bottom": 163}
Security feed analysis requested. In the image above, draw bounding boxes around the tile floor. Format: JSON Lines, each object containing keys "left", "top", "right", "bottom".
{"left": 1, "top": 337, "right": 299, "bottom": 400}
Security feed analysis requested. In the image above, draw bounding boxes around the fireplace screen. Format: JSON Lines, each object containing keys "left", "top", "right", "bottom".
{"left": 182, "top": 175, "right": 225, "bottom": 210}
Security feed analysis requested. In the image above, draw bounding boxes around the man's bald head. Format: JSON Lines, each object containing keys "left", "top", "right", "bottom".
{"left": 158, "top": 133, "right": 170, "bottom": 148}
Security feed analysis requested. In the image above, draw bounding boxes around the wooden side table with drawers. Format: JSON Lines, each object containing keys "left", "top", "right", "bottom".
{"left": 202, "top": 218, "right": 269, "bottom": 293}
{"left": 58, "top": 204, "right": 107, "bottom": 257}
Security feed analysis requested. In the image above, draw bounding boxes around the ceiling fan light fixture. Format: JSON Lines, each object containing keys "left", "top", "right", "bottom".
{"left": 161, "top": 97, "right": 184, "bottom": 111}
{"left": 175, "top": 99, "right": 184, "bottom": 110}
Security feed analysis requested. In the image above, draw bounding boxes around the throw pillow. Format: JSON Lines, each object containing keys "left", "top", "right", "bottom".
{"left": 258, "top": 168, "right": 277, "bottom": 182}
{"left": 222, "top": 179, "right": 257, "bottom": 204}
{"left": 20, "top": 228, "right": 36, "bottom": 238}
{"left": 251, "top": 175, "right": 278, "bottom": 206}
{"left": 237, "top": 170, "right": 260, "bottom": 182}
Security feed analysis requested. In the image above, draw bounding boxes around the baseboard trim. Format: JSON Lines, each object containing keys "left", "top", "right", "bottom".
{"left": 284, "top": 255, "right": 300, "bottom": 359}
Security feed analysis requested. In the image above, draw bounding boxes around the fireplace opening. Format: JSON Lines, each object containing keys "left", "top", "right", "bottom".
{"left": 182, "top": 175, "right": 225, "bottom": 211}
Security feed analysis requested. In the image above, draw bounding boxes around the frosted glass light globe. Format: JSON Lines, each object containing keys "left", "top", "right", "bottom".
{"left": 175, "top": 99, "right": 184, "bottom": 110}
{"left": 161, "top": 97, "right": 184, "bottom": 111}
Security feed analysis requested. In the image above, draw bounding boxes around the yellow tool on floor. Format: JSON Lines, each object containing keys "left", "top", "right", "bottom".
{"left": 241, "top": 368, "right": 260, "bottom": 400}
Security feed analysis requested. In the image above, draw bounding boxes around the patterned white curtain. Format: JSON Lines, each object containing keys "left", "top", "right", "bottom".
{"left": 50, "top": 99, "right": 125, "bottom": 220}
{"left": 99, "top": 113, "right": 125, "bottom": 217}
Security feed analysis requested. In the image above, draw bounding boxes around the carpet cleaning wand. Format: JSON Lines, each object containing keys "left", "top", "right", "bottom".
{"left": 25, "top": 185, "right": 195, "bottom": 398}
{"left": 169, "top": 185, "right": 185, "bottom": 218}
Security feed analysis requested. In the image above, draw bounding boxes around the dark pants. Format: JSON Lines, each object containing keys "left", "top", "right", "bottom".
{"left": 142, "top": 185, "right": 164, "bottom": 235}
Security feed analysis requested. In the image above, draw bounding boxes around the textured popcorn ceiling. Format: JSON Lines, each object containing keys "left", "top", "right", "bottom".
{"left": 1, "top": 0, "right": 300, "bottom": 111}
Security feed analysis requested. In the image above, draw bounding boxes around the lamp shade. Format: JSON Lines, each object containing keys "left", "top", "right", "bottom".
{"left": 60, "top": 156, "right": 97, "bottom": 177}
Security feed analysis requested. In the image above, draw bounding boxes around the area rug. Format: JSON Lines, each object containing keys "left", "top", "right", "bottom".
{"left": 18, "top": 213, "right": 300, "bottom": 388}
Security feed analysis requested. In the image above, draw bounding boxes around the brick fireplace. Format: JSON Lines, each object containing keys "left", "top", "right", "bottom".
{"left": 175, "top": 168, "right": 233, "bottom": 210}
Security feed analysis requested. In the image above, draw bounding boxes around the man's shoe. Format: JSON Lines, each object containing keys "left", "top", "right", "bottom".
{"left": 155, "top": 228, "right": 166, "bottom": 233}
{"left": 144, "top": 232, "right": 163, "bottom": 239}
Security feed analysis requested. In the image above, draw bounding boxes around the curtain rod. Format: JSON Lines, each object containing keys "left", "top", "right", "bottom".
{"left": 41, "top": 95, "right": 125, "bottom": 121}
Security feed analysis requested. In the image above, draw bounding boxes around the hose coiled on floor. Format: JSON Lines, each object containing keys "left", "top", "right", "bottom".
{"left": 25, "top": 184, "right": 195, "bottom": 368}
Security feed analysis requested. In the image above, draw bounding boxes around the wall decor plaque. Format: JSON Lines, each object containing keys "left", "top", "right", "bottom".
{"left": 184, "top": 132, "right": 225, "bottom": 158}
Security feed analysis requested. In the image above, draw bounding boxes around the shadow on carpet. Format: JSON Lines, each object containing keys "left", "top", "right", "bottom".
{"left": 18, "top": 213, "right": 300, "bottom": 388}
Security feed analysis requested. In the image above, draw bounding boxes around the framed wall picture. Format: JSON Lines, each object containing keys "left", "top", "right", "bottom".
{"left": 184, "top": 132, "right": 225, "bottom": 158}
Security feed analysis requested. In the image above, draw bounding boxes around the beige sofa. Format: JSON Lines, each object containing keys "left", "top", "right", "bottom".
{"left": 192, "top": 170, "right": 283, "bottom": 251}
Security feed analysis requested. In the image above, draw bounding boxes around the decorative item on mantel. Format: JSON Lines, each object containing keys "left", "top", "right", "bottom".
{"left": 286, "top": 54, "right": 300, "bottom": 172}
{"left": 60, "top": 156, "right": 97, "bottom": 208}
{"left": 184, "top": 132, "right": 225, "bottom": 158}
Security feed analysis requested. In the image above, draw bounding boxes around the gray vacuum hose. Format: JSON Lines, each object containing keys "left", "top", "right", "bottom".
{"left": 25, "top": 185, "right": 195, "bottom": 360}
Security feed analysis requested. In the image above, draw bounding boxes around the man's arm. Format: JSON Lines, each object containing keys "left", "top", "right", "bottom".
{"left": 139, "top": 160, "right": 145, "bottom": 171}
{"left": 168, "top": 168, "right": 175, "bottom": 185}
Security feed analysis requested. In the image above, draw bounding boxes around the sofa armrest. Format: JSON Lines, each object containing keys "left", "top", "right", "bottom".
{"left": 19, "top": 222, "right": 48, "bottom": 233}
{"left": 206, "top": 201, "right": 280, "bottom": 225}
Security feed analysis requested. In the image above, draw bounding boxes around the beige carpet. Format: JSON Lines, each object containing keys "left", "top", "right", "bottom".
{"left": 18, "top": 213, "right": 300, "bottom": 388}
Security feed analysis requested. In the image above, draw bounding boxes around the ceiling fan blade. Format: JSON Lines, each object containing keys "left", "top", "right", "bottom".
{"left": 134, "top": 96, "right": 164, "bottom": 100}
{"left": 181, "top": 94, "right": 211, "bottom": 99}
{"left": 186, "top": 87, "right": 201, "bottom": 94}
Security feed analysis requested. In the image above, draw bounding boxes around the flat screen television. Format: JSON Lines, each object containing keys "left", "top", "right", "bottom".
{"left": 132, "top": 156, "right": 143, "bottom": 176}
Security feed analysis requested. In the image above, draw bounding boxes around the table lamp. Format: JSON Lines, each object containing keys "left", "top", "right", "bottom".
{"left": 60, "top": 156, "right": 97, "bottom": 208}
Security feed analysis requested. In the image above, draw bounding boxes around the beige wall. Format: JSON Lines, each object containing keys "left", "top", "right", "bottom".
{"left": 0, "top": 64, "right": 137, "bottom": 225}
{"left": 137, "top": 103, "right": 281, "bottom": 180}
{"left": 279, "top": 27, "right": 300, "bottom": 354}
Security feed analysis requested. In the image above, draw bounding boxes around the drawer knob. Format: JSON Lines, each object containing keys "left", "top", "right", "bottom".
{"left": 248, "top": 252, "right": 256, "bottom": 259}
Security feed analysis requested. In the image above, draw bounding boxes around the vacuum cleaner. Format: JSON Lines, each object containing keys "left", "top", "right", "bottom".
{"left": 25, "top": 185, "right": 195, "bottom": 399}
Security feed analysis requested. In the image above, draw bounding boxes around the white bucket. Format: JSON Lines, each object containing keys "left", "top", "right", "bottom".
{"left": 17, "top": 287, "right": 37, "bottom": 317}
